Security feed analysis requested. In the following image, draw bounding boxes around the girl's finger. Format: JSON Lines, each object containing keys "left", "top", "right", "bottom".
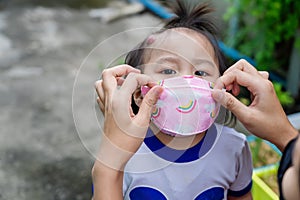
{"left": 110, "top": 73, "right": 156, "bottom": 119}
{"left": 232, "top": 81, "right": 240, "bottom": 96}
{"left": 97, "top": 97, "right": 105, "bottom": 114}
{"left": 116, "top": 77, "right": 125, "bottom": 86}
{"left": 134, "top": 85, "right": 163, "bottom": 127}
{"left": 102, "top": 65, "right": 141, "bottom": 94}
{"left": 95, "top": 80, "right": 105, "bottom": 105}
{"left": 119, "top": 73, "right": 155, "bottom": 98}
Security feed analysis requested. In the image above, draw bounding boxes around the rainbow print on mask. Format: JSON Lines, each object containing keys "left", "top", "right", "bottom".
{"left": 210, "top": 107, "right": 217, "bottom": 118}
{"left": 210, "top": 105, "right": 219, "bottom": 118}
{"left": 142, "top": 76, "right": 220, "bottom": 136}
{"left": 152, "top": 107, "right": 161, "bottom": 118}
{"left": 176, "top": 99, "right": 197, "bottom": 113}
{"left": 158, "top": 80, "right": 164, "bottom": 86}
{"left": 204, "top": 103, "right": 219, "bottom": 118}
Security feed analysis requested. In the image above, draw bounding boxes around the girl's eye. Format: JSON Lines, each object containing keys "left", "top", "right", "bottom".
{"left": 195, "top": 70, "right": 208, "bottom": 77}
{"left": 161, "top": 69, "right": 176, "bottom": 75}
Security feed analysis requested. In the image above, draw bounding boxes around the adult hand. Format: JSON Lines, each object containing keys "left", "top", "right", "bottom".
{"left": 92, "top": 65, "right": 163, "bottom": 200}
{"left": 212, "top": 59, "right": 298, "bottom": 152}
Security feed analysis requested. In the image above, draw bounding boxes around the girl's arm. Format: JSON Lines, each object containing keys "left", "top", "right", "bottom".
{"left": 92, "top": 161, "right": 124, "bottom": 200}
{"left": 92, "top": 65, "right": 163, "bottom": 200}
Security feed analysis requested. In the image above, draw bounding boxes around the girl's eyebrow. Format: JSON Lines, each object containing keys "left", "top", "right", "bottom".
{"left": 156, "top": 56, "right": 180, "bottom": 64}
{"left": 155, "top": 56, "right": 217, "bottom": 70}
{"left": 193, "top": 58, "right": 216, "bottom": 68}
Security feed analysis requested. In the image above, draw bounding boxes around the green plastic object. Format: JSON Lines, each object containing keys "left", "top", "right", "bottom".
{"left": 252, "top": 164, "right": 279, "bottom": 200}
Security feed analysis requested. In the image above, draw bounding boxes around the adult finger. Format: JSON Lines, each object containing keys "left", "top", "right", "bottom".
{"left": 214, "top": 69, "right": 262, "bottom": 93}
{"left": 224, "top": 59, "right": 259, "bottom": 76}
{"left": 224, "top": 59, "right": 260, "bottom": 95}
{"left": 134, "top": 85, "right": 163, "bottom": 127}
{"left": 212, "top": 89, "right": 251, "bottom": 124}
{"left": 259, "top": 71, "right": 269, "bottom": 80}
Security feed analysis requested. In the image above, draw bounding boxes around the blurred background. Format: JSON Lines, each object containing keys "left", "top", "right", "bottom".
{"left": 0, "top": 0, "right": 299, "bottom": 199}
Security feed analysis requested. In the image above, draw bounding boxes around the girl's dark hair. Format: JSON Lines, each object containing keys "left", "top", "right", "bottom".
{"left": 126, "top": 0, "right": 227, "bottom": 114}
{"left": 125, "top": 0, "right": 227, "bottom": 74}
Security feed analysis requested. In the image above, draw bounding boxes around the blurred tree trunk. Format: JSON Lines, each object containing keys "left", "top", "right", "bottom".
{"left": 287, "top": 29, "right": 300, "bottom": 98}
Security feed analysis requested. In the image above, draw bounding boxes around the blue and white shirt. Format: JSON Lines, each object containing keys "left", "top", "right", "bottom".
{"left": 123, "top": 124, "right": 253, "bottom": 200}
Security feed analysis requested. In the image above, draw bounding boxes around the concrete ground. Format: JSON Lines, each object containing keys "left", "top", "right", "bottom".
{"left": 0, "top": 1, "right": 228, "bottom": 199}
{"left": 0, "top": 5, "right": 161, "bottom": 199}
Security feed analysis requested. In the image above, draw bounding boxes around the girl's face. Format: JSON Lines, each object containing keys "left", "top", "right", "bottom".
{"left": 142, "top": 28, "right": 220, "bottom": 83}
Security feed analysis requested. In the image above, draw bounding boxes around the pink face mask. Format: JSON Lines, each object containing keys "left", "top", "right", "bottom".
{"left": 141, "top": 75, "right": 220, "bottom": 136}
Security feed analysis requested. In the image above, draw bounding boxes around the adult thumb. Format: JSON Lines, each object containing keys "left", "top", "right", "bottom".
{"left": 212, "top": 89, "right": 249, "bottom": 122}
{"left": 135, "top": 86, "right": 163, "bottom": 127}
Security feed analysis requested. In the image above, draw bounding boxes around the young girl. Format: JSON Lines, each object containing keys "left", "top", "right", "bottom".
{"left": 93, "top": 1, "right": 252, "bottom": 200}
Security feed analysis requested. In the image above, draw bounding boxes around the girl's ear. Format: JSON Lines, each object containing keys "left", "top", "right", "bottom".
{"left": 133, "top": 88, "right": 143, "bottom": 107}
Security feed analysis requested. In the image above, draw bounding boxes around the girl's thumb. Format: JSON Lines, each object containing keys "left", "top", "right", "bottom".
{"left": 135, "top": 86, "right": 163, "bottom": 127}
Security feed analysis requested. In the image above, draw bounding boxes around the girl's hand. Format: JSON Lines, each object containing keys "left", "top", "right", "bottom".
{"left": 212, "top": 59, "right": 298, "bottom": 152}
{"left": 92, "top": 65, "right": 163, "bottom": 200}
{"left": 95, "top": 64, "right": 163, "bottom": 169}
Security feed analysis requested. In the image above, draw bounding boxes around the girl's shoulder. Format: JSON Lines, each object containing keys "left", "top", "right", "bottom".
{"left": 217, "top": 124, "right": 248, "bottom": 142}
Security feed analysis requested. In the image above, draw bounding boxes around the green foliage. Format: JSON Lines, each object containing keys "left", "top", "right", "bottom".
{"left": 249, "top": 137, "right": 281, "bottom": 168}
{"left": 116, "top": 58, "right": 125, "bottom": 65}
{"left": 239, "top": 97, "right": 250, "bottom": 106}
{"left": 237, "top": 82, "right": 294, "bottom": 107}
{"left": 251, "top": 137, "right": 263, "bottom": 167}
{"left": 273, "top": 82, "right": 295, "bottom": 106}
{"left": 224, "top": 0, "right": 300, "bottom": 71}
